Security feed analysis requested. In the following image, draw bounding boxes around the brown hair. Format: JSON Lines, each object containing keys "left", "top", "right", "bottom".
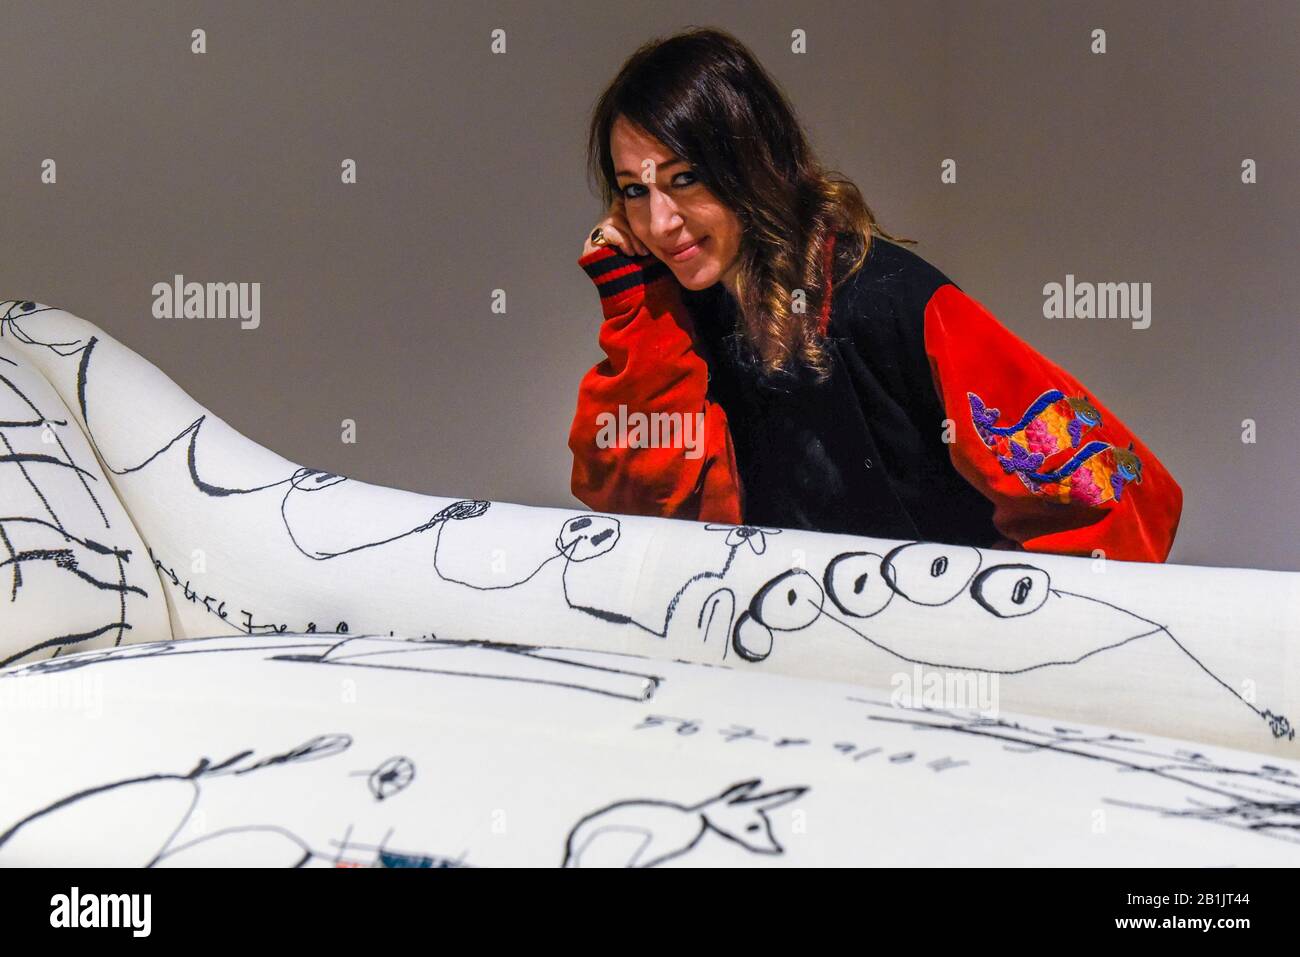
{"left": 586, "top": 26, "right": 915, "bottom": 383}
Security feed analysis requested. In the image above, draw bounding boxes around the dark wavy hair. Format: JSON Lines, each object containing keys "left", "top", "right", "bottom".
{"left": 586, "top": 26, "right": 914, "bottom": 383}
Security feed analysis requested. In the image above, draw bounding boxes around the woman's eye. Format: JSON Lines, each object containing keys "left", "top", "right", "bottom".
{"left": 621, "top": 171, "right": 697, "bottom": 200}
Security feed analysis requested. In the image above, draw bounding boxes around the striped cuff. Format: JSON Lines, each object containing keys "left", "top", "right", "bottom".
{"left": 579, "top": 247, "right": 674, "bottom": 314}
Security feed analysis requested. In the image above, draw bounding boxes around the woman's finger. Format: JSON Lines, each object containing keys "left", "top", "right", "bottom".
{"left": 622, "top": 217, "right": 653, "bottom": 258}
{"left": 608, "top": 214, "right": 650, "bottom": 258}
{"left": 587, "top": 221, "right": 635, "bottom": 258}
{"left": 608, "top": 198, "right": 648, "bottom": 257}
{"left": 584, "top": 222, "right": 617, "bottom": 257}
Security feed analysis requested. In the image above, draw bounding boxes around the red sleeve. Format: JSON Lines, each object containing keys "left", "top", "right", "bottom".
{"left": 567, "top": 247, "right": 744, "bottom": 523}
{"left": 923, "top": 283, "right": 1183, "bottom": 562}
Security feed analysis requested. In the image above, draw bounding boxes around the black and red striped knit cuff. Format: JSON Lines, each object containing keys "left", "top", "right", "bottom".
{"left": 578, "top": 246, "right": 675, "bottom": 314}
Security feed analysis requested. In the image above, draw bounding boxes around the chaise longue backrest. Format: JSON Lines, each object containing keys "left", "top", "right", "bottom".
{"left": 2, "top": 297, "right": 1296, "bottom": 762}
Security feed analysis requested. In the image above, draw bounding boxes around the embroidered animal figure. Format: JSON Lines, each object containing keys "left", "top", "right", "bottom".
{"left": 561, "top": 778, "right": 807, "bottom": 867}
{"left": 0, "top": 733, "right": 353, "bottom": 867}
{"left": 968, "top": 390, "right": 1102, "bottom": 474}
{"left": 1018, "top": 440, "right": 1144, "bottom": 505}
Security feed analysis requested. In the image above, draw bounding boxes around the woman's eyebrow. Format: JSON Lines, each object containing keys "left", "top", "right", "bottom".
{"left": 614, "top": 157, "right": 687, "bottom": 179}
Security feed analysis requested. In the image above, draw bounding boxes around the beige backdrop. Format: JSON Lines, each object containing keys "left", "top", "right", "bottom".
{"left": 1, "top": 0, "right": 1295, "bottom": 570}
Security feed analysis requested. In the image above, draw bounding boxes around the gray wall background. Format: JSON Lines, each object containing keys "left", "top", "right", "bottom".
{"left": 2, "top": 0, "right": 1295, "bottom": 570}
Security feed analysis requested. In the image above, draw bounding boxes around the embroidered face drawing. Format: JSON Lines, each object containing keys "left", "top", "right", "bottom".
{"left": 729, "top": 541, "right": 1292, "bottom": 742}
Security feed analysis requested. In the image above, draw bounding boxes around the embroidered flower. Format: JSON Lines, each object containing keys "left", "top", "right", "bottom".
{"left": 705, "top": 523, "right": 781, "bottom": 555}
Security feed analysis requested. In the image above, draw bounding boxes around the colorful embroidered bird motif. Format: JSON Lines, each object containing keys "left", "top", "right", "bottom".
{"left": 1017, "top": 441, "right": 1144, "bottom": 506}
{"left": 968, "top": 390, "right": 1103, "bottom": 473}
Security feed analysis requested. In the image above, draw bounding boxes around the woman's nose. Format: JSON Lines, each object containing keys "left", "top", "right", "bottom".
{"left": 647, "top": 190, "right": 685, "bottom": 238}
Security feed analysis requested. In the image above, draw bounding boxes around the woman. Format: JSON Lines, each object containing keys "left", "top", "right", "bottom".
{"left": 569, "top": 28, "right": 1182, "bottom": 562}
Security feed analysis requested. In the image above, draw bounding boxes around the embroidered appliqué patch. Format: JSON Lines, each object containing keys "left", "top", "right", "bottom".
{"left": 966, "top": 390, "right": 1142, "bottom": 506}
{"left": 1016, "top": 440, "right": 1145, "bottom": 505}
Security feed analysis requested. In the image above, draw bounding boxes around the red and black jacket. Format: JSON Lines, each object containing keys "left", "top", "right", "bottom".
{"left": 569, "top": 233, "right": 1183, "bottom": 562}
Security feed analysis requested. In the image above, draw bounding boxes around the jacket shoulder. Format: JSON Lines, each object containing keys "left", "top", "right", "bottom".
{"left": 825, "top": 235, "right": 960, "bottom": 422}
{"left": 829, "top": 234, "right": 958, "bottom": 334}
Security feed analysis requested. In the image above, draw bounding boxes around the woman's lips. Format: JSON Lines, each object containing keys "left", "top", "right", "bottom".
{"left": 667, "top": 237, "right": 707, "bottom": 262}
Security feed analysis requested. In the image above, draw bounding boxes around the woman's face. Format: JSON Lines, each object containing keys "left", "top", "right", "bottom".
{"left": 610, "top": 116, "right": 743, "bottom": 292}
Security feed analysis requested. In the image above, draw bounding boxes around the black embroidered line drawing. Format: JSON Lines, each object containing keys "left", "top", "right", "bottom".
{"left": 0, "top": 310, "right": 156, "bottom": 665}
{"left": 270, "top": 634, "right": 662, "bottom": 702}
{"left": 0, "top": 630, "right": 1295, "bottom": 865}
{"left": 435, "top": 511, "right": 756, "bottom": 648}
{"left": 161, "top": 823, "right": 471, "bottom": 869}
{"left": 0, "top": 724, "right": 469, "bottom": 868}
{"left": 0, "top": 638, "right": 308, "bottom": 676}
{"left": 562, "top": 778, "right": 808, "bottom": 868}
{"left": 1, "top": 301, "right": 1290, "bottom": 749}
{"left": 363, "top": 757, "right": 416, "bottom": 802}
{"left": 0, "top": 633, "right": 663, "bottom": 702}
{"left": 733, "top": 541, "right": 1293, "bottom": 741}
{"left": 4, "top": 301, "right": 744, "bottom": 646}
{"left": 857, "top": 700, "right": 1300, "bottom": 845}
{"left": 5, "top": 304, "right": 768, "bottom": 650}
{"left": 325, "top": 826, "right": 472, "bottom": 869}
{"left": 0, "top": 733, "right": 353, "bottom": 867}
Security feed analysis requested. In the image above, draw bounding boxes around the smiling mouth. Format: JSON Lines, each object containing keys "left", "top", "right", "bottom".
{"left": 666, "top": 237, "right": 708, "bottom": 262}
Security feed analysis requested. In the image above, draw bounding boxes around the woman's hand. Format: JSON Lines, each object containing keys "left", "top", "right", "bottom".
{"left": 582, "top": 197, "right": 652, "bottom": 258}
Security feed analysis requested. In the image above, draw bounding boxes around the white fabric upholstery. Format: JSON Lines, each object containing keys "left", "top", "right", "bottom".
{"left": 0, "top": 298, "right": 1297, "bottom": 762}
{"left": 3, "top": 633, "right": 1297, "bottom": 867}
{"left": 0, "top": 331, "right": 172, "bottom": 664}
